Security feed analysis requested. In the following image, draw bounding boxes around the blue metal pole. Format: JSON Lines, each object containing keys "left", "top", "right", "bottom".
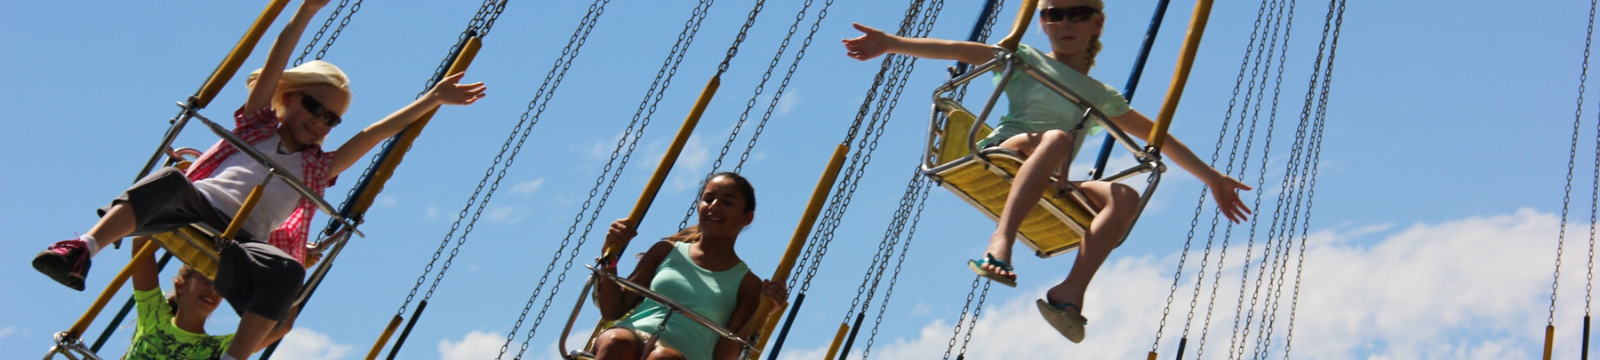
{"left": 1091, "top": 0, "right": 1174, "bottom": 179}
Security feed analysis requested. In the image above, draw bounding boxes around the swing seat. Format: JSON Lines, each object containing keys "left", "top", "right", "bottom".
{"left": 922, "top": 98, "right": 1097, "bottom": 259}
{"left": 148, "top": 224, "right": 225, "bottom": 280}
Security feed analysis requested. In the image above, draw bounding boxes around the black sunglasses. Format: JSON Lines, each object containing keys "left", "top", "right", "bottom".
{"left": 1039, "top": 6, "right": 1099, "bottom": 24}
{"left": 299, "top": 94, "right": 342, "bottom": 128}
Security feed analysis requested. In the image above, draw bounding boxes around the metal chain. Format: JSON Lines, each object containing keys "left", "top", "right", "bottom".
{"left": 1240, "top": 1, "right": 1332, "bottom": 356}
{"left": 717, "top": 0, "right": 766, "bottom": 77}
{"left": 294, "top": 0, "right": 352, "bottom": 66}
{"left": 863, "top": 176, "right": 932, "bottom": 359}
{"left": 498, "top": 1, "right": 714, "bottom": 358}
{"left": 733, "top": 0, "right": 834, "bottom": 174}
{"left": 837, "top": 0, "right": 944, "bottom": 318}
{"left": 943, "top": 276, "right": 983, "bottom": 360}
{"left": 1153, "top": 0, "right": 1273, "bottom": 353}
{"left": 311, "top": 0, "right": 361, "bottom": 62}
{"left": 1197, "top": 1, "right": 1294, "bottom": 358}
{"left": 409, "top": 0, "right": 608, "bottom": 320}
{"left": 957, "top": 280, "right": 991, "bottom": 358}
{"left": 1282, "top": 2, "right": 1340, "bottom": 357}
{"left": 1555, "top": 0, "right": 1597, "bottom": 330}
{"left": 678, "top": 0, "right": 829, "bottom": 229}
{"left": 792, "top": 0, "right": 927, "bottom": 294}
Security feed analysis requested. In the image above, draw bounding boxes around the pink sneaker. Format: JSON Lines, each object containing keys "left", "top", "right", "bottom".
{"left": 33, "top": 239, "right": 92, "bottom": 291}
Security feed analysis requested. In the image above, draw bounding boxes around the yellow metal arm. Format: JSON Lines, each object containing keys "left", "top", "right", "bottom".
{"left": 1148, "top": 0, "right": 1215, "bottom": 151}
{"left": 195, "top": 0, "right": 292, "bottom": 109}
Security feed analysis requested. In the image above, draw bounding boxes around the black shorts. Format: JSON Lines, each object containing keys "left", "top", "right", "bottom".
{"left": 104, "top": 167, "right": 303, "bottom": 320}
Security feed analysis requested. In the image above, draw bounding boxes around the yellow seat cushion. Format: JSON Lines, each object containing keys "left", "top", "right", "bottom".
{"left": 927, "top": 99, "right": 1096, "bottom": 258}
{"left": 148, "top": 227, "right": 222, "bottom": 280}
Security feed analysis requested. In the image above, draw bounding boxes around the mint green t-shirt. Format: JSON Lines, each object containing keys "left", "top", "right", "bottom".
{"left": 125, "top": 288, "right": 234, "bottom": 360}
{"left": 614, "top": 242, "right": 750, "bottom": 360}
{"left": 977, "top": 43, "right": 1133, "bottom": 158}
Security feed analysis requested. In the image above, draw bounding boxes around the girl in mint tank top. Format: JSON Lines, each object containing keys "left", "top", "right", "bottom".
{"left": 843, "top": 0, "right": 1254, "bottom": 344}
{"left": 592, "top": 172, "right": 790, "bottom": 360}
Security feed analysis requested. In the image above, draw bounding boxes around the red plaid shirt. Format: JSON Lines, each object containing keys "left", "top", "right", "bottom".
{"left": 185, "top": 106, "right": 334, "bottom": 264}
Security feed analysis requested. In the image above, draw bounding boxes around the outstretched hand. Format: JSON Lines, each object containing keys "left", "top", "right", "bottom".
{"left": 842, "top": 23, "right": 893, "bottom": 61}
{"left": 428, "top": 72, "right": 488, "bottom": 106}
{"left": 1207, "top": 174, "right": 1253, "bottom": 223}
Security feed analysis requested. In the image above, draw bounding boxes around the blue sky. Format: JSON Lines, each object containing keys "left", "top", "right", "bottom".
{"left": 2, "top": 1, "right": 1595, "bottom": 359}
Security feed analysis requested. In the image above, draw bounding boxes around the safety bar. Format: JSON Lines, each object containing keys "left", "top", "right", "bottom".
{"left": 923, "top": 48, "right": 1162, "bottom": 177}
{"left": 180, "top": 103, "right": 364, "bottom": 238}
{"left": 587, "top": 265, "right": 751, "bottom": 346}
{"left": 558, "top": 265, "right": 752, "bottom": 359}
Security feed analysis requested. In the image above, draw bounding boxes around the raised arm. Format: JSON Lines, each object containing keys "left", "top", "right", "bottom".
{"left": 595, "top": 219, "right": 670, "bottom": 321}
{"left": 1108, "top": 109, "right": 1253, "bottom": 223}
{"left": 328, "top": 72, "right": 487, "bottom": 176}
{"left": 130, "top": 237, "right": 160, "bottom": 292}
{"left": 842, "top": 23, "right": 995, "bottom": 65}
{"left": 243, "top": 0, "right": 330, "bottom": 113}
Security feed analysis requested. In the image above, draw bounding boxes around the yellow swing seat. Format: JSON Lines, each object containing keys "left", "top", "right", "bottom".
{"left": 148, "top": 224, "right": 225, "bottom": 280}
{"left": 923, "top": 98, "right": 1097, "bottom": 258}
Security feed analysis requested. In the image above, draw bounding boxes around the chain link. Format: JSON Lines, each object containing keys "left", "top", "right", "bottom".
{"left": 1554, "top": 0, "right": 1598, "bottom": 331}
{"left": 862, "top": 176, "right": 932, "bottom": 359}
{"left": 717, "top": 0, "right": 765, "bottom": 76}
{"left": 294, "top": 0, "right": 351, "bottom": 66}
{"left": 498, "top": 1, "right": 714, "bottom": 358}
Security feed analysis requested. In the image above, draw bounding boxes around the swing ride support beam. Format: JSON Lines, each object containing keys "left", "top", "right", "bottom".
{"left": 195, "top": 0, "right": 292, "bottom": 109}
{"left": 764, "top": 293, "right": 805, "bottom": 360}
{"left": 603, "top": 76, "right": 722, "bottom": 263}
{"left": 386, "top": 299, "right": 429, "bottom": 360}
{"left": 1092, "top": 0, "right": 1174, "bottom": 180}
{"left": 1585, "top": 315, "right": 1592, "bottom": 360}
{"left": 1546, "top": 324, "right": 1555, "bottom": 360}
{"left": 834, "top": 313, "right": 867, "bottom": 360}
{"left": 749, "top": 144, "right": 849, "bottom": 359}
{"left": 823, "top": 322, "right": 849, "bottom": 360}
{"left": 366, "top": 315, "right": 403, "bottom": 360}
{"left": 1147, "top": 0, "right": 1215, "bottom": 151}
{"left": 136, "top": 0, "right": 291, "bottom": 183}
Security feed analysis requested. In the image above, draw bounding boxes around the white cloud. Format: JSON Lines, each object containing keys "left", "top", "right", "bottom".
{"left": 664, "top": 134, "right": 709, "bottom": 192}
{"left": 777, "top": 209, "right": 1592, "bottom": 359}
{"left": 377, "top": 194, "right": 399, "bottom": 208}
{"left": 777, "top": 90, "right": 801, "bottom": 116}
{"left": 487, "top": 204, "right": 522, "bottom": 224}
{"left": 440, "top": 330, "right": 507, "bottom": 360}
{"left": 512, "top": 178, "right": 546, "bottom": 196}
{"left": 426, "top": 204, "right": 440, "bottom": 220}
{"left": 275, "top": 327, "right": 354, "bottom": 360}
{"left": 0, "top": 326, "right": 17, "bottom": 339}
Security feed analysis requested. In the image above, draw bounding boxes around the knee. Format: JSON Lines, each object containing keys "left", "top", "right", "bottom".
{"left": 1103, "top": 183, "right": 1140, "bottom": 216}
{"left": 647, "top": 346, "right": 688, "bottom": 360}
{"left": 595, "top": 329, "right": 640, "bottom": 357}
{"left": 1039, "top": 130, "right": 1075, "bottom": 145}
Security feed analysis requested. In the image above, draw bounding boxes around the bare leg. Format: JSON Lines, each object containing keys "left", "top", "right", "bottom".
{"left": 982, "top": 130, "right": 1078, "bottom": 277}
{"left": 226, "top": 311, "right": 280, "bottom": 359}
{"left": 1045, "top": 181, "right": 1139, "bottom": 313}
{"left": 594, "top": 328, "right": 643, "bottom": 360}
{"left": 84, "top": 203, "right": 138, "bottom": 254}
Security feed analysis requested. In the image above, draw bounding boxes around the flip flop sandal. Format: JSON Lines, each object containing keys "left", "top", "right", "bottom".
{"left": 1036, "top": 299, "right": 1088, "bottom": 343}
{"left": 967, "top": 253, "right": 1018, "bottom": 288}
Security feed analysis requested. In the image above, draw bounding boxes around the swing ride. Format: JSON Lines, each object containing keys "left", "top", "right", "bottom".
{"left": 23, "top": 0, "right": 1378, "bottom": 358}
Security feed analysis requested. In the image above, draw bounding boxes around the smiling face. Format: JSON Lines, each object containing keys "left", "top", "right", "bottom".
{"left": 278, "top": 84, "right": 351, "bottom": 148}
{"left": 173, "top": 270, "right": 223, "bottom": 316}
{"left": 1038, "top": 0, "right": 1105, "bottom": 60}
{"left": 697, "top": 174, "right": 756, "bottom": 239}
